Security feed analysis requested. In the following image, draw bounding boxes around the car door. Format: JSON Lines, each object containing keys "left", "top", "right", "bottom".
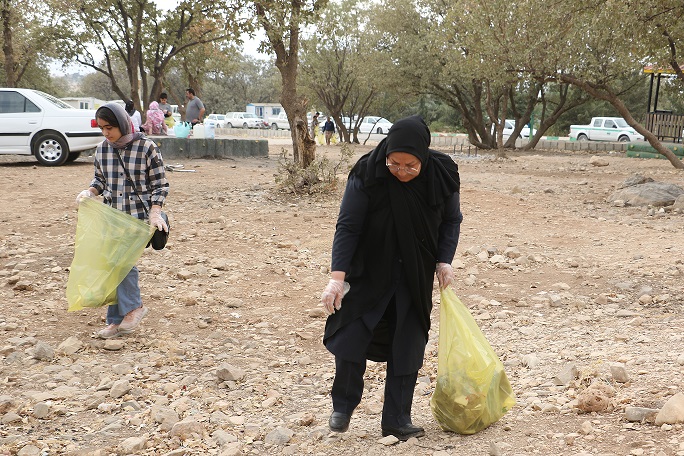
{"left": 0, "top": 90, "right": 42, "bottom": 153}
{"left": 601, "top": 119, "right": 618, "bottom": 141}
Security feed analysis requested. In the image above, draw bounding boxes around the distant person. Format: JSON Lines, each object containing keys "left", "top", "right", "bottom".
{"left": 323, "top": 116, "right": 335, "bottom": 145}
{"left": 125, "top": 100, "right": 142, "bottom": 132}
{"left": 320, "top": 115, "right": 462, "bottom": 441}
{"left": 184, "top": 88, "right": 205, "bottom": 126}
{"left": 311, "top": 112, "right": 320, "bottom": 137}
{"left": 141, "top": 101, "right": 168, "bottom": 136}
{"left": 158, "top": 92, "right": 175, "bottom": 129}
{"left": 76, "top": 102, "right": 169, "bottom": 339}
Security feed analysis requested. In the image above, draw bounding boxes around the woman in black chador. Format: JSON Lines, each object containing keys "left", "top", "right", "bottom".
{"left": 321, "top": 115, "right": 463, "bottom": 440}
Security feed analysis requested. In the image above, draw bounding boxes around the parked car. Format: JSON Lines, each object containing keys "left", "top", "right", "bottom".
{"left": 569, "top": 117, "right": 644, "bottom": 142}
{"left": 205, "top": 113, "right": 226, "bottom": 128}
{"left": 0, "top": 88, "right": 102, "bottom": 166}
{"left": 268, "top": 112, "right": 290, "bottom": 130}
{"left": 225, "top": 112, "right": 265, "bottom": 129}
{"left": 358, "top": 116, "right": 393, "bottom": 134}
{"left": 495, "top": 119, "right": 534, "bottom": 140}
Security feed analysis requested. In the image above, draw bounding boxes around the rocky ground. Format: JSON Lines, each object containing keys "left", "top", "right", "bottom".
{"left": 2, "top": 141, "right": 684, "bottom": 456}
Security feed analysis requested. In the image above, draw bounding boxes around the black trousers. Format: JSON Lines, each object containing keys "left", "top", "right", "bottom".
{"left": 331, "top": 355, "right": 419, "bottom": 427}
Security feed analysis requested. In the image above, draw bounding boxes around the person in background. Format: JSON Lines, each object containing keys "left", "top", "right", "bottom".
{"left": 185, "top": 88, "right": 205, "bottom": 126}
{"left": 320, "top": 115, "right": 462, "bottom": 441}
{"left": 323, "top": 116, "right": 336, "bottom": 145}
{"left": 75, "top": 102, "right": 169, "bottom": 339}
{"left": 310, "top": 112, "right": 320, "bottom": 138}
{"left": 158, "top": 92, "right": 175, "bottom": 129}
{"left": 125, "top": 100, "right": 142, "bottom": 132}
{"left": 141, "top": 101, "right": 168, "bottom": 135}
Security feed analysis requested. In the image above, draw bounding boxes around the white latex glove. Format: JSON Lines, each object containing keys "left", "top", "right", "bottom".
{"left": 321, "top": 279, "right": 350, "bottom": 315}
{"left": 149, "top": 206, "right": 168, "bottom": 232}
{"left": 436, "top": 262, "right": 454, "bottom": 289}
{"left": 76, "top": 189, "right": 96, "bottom": 205}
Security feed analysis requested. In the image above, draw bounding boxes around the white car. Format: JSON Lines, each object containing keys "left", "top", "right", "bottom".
{"left": 498, "top": 119, "right": 535, "bottom": 140}
{"left": 205, "top": 113, "right": 226, "bottom": 128}
{"left": 0, "top": 88, "right": 102, "bottom": 166}
{"left": 358, "top": 116, "right": 393, "bottom": 134}
{"left": 224, "top": 112, "right": 265, "bottom": 129}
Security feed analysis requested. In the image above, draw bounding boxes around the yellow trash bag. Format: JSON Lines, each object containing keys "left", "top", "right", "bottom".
{"left": 66, "top": 198, "right": 153, "bottom": 312}
{"left": 430, "top": 287, "right": 516, "bottom": 434}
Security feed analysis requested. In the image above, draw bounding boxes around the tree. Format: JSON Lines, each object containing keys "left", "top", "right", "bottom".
{"left": 250, "top": 0, "right": 328, "bottom": 167}
{"left": 0, "top": 1, "right": 61, "bottom": 87}
{"left": 300, "top": 0, "right": 393, "bottom": 144}
{"left": 539, "top": 0, "right": 684, "bottom": 168}
{"left": 373, "top": 0, "right": 603, "bottom": 150}
{"left": 56, "top": 0, "right": 241, "bottom": 113}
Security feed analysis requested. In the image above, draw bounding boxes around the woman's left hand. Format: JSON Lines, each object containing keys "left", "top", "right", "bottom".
{"left": 436, "top": 262, "right": 454, "bottom": 288}
{"left": 149, "top": 206, "right": 168, "bottom": 232}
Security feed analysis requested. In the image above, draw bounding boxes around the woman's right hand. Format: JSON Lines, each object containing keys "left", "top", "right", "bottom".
{"left": 321, "top": 279, "right": 350, "bottom": 315}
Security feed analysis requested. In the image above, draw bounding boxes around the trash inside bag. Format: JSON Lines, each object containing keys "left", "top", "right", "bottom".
{"left": 430, "top": 287, "right": 516, "bottom": 434}
{"left": 66, "top": 198, "right": 153, "bottom": 311}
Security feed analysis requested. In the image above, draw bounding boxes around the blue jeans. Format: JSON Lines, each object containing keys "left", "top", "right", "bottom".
{"left": 106, "top": 267, "right": 142, "bottom": 324}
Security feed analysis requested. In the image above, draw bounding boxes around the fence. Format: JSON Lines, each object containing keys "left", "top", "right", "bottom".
{"left": 645, "top": 112, "right": 684, "bottom": 143}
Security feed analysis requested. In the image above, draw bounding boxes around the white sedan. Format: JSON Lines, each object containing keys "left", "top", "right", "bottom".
{"left": 358, "top": 116, "right": 393, "bottom": 134}
{"left": 0, "top": 88, "right": 102, "bottom": 166}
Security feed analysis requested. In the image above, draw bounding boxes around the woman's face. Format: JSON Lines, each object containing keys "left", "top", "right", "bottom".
{"left": 386, "top": 151, "right": 422, "bottom": 183}
{"left": 96, "top": 118, "right": 123, "bottom": 143}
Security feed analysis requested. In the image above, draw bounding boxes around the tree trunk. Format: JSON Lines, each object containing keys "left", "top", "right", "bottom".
{"left": 1, "top": 1, "right": 15, "bottom": 87}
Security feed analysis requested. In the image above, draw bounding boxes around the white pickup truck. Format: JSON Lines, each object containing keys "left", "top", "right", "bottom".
{"left": 569, "top": 117, "right": 644, "bottom": 142}
{"left": 268, "top": 112, "right": 291, "bottom": 130}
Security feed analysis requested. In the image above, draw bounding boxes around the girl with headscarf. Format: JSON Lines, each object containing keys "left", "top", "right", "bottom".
{"left": 75, "top": 102, "right": 169, "bottom": 339}
{"left": 320, "top": 115, "right": 462, "bottom": 440}
{"left": 141, "top": 101, "right": 168, "bottom": 135}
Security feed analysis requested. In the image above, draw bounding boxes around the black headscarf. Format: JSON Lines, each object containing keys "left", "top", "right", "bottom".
{"left": 334, "top": 115, "right": 460, "bottom": 339}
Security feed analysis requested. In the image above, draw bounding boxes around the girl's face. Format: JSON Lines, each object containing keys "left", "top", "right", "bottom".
{"left": 96, "top": 118, "right": 123, "bottom": 142}
{"left": 386, "top": 151, "right": 422, "bottom": 183}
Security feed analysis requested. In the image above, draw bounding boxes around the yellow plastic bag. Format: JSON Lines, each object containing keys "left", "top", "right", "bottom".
{"left": 66, "top": 198, "right": 153, "bottom": 311}
{"left": 430, "top": 287, "right": 516, "bottom": 434}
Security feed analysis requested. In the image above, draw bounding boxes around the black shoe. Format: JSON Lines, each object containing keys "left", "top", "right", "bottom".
{"left": 329, "top": 412, "right": 351, "bottom": 432}
{"left": 381, "top": 423, "right": 425, "bottom": 441}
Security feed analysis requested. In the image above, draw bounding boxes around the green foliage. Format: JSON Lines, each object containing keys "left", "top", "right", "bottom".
{"left": 275, "top": 143, "right": 354, "bottom": 196}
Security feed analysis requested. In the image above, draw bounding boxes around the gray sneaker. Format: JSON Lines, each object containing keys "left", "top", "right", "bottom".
{"left": 119, "top": 306, "right": 149, "bottom": 331}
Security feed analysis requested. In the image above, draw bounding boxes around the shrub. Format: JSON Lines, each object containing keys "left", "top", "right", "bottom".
{"left": 275, "top": 143, "right": 354, "bottom": 196}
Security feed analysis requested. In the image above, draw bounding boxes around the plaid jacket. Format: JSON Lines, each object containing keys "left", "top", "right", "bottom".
{"left": 90, "top": 138, "right": 169, "bottom": 220}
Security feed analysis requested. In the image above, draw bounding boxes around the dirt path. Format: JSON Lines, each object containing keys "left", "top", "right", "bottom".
{"left": 1, "top": 144, "right": 684, "bottom": 455}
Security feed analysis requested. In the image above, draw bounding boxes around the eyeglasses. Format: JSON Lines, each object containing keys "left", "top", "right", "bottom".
{"left": 386, "top": 160, "right": 420, "bottom": 175}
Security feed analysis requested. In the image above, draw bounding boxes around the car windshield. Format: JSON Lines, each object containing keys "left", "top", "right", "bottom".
{"left": 614, "top": 118, "right": 628, "bottom": 128}
{"left": 33, "top": 90, "right": 75, "bottom": 109}
{"left": 216, "top": 115, "right": 225, "bottom": 120}
{"left": 244, "top": 113, "right": 257, "bottom": 118}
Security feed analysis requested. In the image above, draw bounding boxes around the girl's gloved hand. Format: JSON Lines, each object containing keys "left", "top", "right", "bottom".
{"left": 321, "top": 279, "right": 350, "bottom": 315}
{"left": 75, "top": 189, "right": 95, "bottom": 205}
{"left": 436, "top": 262, "right": 454, "bottom": 289}
{"left": 149, "top": 206, "right": 168, "bottom": 232}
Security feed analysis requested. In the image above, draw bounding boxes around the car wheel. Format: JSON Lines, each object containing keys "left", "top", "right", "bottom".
{"left": 243, "top": 122, "right": 248, "bottom": 129}
{"left": 227, "top": 123, "right": 233, "bottom": 128}
{"left": 577, "top": 133, "right": 588, "bottom": 141}
{"left": 376, "top": 128, "right": 383, "bottom": 134}
{"left": 618, "top": 135, "right": 630, "bottom": 142}
{"left": 66, "top": 151, "right": 81, "bottom": 162}
{"left": 271, "top": 123, "right": 278, "bottom": 130}
{"left": 33, "top": 133, "right": 69, "bottom": 166}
